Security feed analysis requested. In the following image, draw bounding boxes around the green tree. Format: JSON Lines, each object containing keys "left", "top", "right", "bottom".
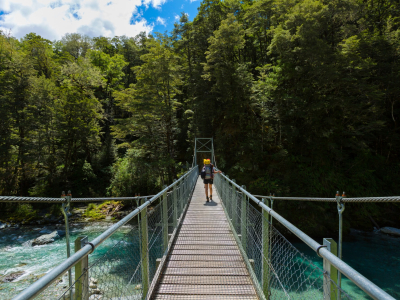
{"left": 113, "top": 36, "right": 183, "bottom": 185}
{"left": 57, "top": 57, "right": 105, "bottom": 182}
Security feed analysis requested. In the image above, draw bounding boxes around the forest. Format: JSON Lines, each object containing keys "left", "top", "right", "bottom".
{"left": 1, "top": 0, "right": 399, "bottom": 236}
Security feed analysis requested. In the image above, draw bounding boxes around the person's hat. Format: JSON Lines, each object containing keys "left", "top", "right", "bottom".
{"left": 204, "top": 159, "right": 211, "bottom": 165}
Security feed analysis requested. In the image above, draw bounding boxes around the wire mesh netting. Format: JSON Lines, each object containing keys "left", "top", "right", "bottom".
{"left": 215, "top": 175, "right": 353, "bottom": 300}
{"left": 49, "top": 169, "right": 198, "bottom": 300}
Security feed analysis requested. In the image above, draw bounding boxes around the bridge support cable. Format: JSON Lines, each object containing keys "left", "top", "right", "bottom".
{"left": 12, "top": 166, "right": 199, "bottom": 300}
{"left": 214, "top": 173, "right": 395, "bottom": 300}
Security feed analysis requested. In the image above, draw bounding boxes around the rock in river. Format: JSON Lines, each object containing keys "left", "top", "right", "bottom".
{"left": 1, "top": 271, "right": 25, "bottom": 282}
{"left": 23, "top": 230, "right": 65, "bottom": 246}
{"left": 380, "top": 227, "right": 400, "bottom": 236}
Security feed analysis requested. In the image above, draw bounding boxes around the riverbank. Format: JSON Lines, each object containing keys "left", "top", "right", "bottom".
{"left": 0, "top": 201, "right": 133, "bottom": 230}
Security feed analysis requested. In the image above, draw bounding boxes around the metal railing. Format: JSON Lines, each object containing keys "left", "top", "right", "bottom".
{"left": 12, "top": 166, "right": 199, "bottom": 300}
{"left": 1, "top": 193, "right": 155, "bottom": 298}
{"left": 214, "top": 173, "right": 395, "bottom": 300}
{"left": 252, "top": 192, "right": 400, "bottom": 298}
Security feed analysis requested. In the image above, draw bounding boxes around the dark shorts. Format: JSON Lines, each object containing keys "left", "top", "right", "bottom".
{"left": 204, "top": 179, "right": 213, "bottom": 185}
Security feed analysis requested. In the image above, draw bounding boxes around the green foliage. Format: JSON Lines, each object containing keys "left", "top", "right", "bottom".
{"left": 1, "top": 0, "right": 400, "bottom": 235}
{"left": 82, "top": 200, "right": 122, "bottom": 221}
{"left": 8, "top": 204, "right": 38, "bottom": 223}
{"left": 108, "top": 149, "right": 158, "bottom": 196}
{"left": 113, "top": 35, "right": 184, "bottom": 186}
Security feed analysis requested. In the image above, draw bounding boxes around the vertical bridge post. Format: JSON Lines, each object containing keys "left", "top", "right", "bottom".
{"left": 178, "top": 180, "right": 182, "bottom": 217}
{"left": 74, "top": 236, "right": 89, "bottom": 300}
{"left": 323, "top": 238, "right": 338, "bottom": 300}
{"left": 232, "top": 180, "right": 237, "bottom": 231}
{"left": 141, "top": 197, "right": 149, "bottom": 298}
{"left": 225, "top": 175, "right": 229, "bottom": 204}
{"left": 173, "top": 180, "right": 178, "bottom": 227}
{"left": 61, "top": 191, "right": 73, "bottom": 300}
{"left": 162, "top": 186, "right": 168, "bottom": 252}
{"left": 241, "top": 185, "right": 247, "bottom": 252}
{"left": 262, "top": 197, "right": 270, "bottom": 299}
{"left": 336, "top": 191, "right": 345, "bottom": 299}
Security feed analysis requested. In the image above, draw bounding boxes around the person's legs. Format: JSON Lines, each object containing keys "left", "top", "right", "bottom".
{"left": 209, "top": 184, "right": 213, "bottom": 200}
{"left": 204, "top": 183, "right": 209, "bottom": 200}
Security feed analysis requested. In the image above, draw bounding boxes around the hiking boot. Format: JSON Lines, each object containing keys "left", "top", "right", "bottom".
{"left": 210, "top": 195, "right": 213, "bottom": 201}
{"left": 206, "top": 197, "right": 209, "bottom": 202}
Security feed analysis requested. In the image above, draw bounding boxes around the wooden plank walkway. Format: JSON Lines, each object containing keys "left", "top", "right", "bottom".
{"left": 152, "top": 177, "right": 258, "bottom": 300}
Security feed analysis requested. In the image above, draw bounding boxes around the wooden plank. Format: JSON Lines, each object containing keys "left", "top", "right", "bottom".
{"left": 176, "top": 235, "right": 235, "bottom": 241}
{"left": 160, "top": 275, "right": 253, "bottom": 285}
{"left": 179, "top": 230, "right": 232, "bottom": 234}
{"left": 163, "top": 268, "right": 249, "bottom": 276}
{"left": 171, "top": 249, "right": 241, "bottom": 256}
{"left": 186, "top": 207, "right": 224, "bottom": 209}
{"left": 174, "top": 240, "right": 237, "bottom": 245}
{"left": 172, "top": 244, "right": 239, "bottom": 250}
{"left": 187, "top": 207, "right": 223, "bottom": 209}
{"left": 168, "top": 255, "right": 243, "bottom": 261}
{"left": 156, "top": 284, "right": 256, "bottom": 295}
{"left": 179, "top": 228, "right": 231, "bottom": 231}
{"left": 166, "top": 260, "right": 246, "bottom": 268}
{"left": 183, "top": 220, "right": 228, "bottom": 223}
{"left": 186, "top": 208, "right": 224, "bottom": 210}
{"left": 154, "top": 295, "right": 258, "bottom": 300}
{"left": 180, "top": 224, "right": 230, "bottom": 229}
{"left": 186, "top": 210, "right": 224, "bottom": 212}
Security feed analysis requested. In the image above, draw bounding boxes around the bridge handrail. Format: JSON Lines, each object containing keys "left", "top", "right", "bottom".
{"left": 0, "top": 195, "right": 155, "bottom": 203}
{"left": 218, "top": 172, "right": 395, "bottom": 300}
{"left": 253, "top": 195, "right": 400, "bottom": 202}
{"left": 12, "top": 166, "right": 198, "bottom": 300}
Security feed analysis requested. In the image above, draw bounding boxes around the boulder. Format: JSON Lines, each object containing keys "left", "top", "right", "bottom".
{"left": 1, "top": 271, "right": 25, "bottom": 282}
{"left": 380, "top": 227, "right": 400, "bottom": 236}
{"left": 24, "top": 231, "right": 64, "bottom": 247}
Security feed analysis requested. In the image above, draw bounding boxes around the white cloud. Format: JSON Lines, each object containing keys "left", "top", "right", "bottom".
{"left": 142, "top": 0, "right": 167, "bottom": 10}
{"left": 174, "top": 14, "right": 180, "bottom": 21}
{"left": 0, "top": 0, "right": 158, "bottom": 40}
{"left": 156, "top": 16, "right": 166, "bottom": 26}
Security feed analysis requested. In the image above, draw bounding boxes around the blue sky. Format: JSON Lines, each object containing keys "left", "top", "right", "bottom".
{"left": 0, "top": 0, "right": 202, "bottom": 41}
{"left": 142, "top": 0, "right": 200, "bottom": 34}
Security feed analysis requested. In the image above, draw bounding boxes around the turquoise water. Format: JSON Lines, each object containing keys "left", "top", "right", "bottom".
{"left": 294, "top": 229, "right": 400, "bottom": 299}
{"left": 0, "top": 223, "right": 134, "bottom": 300}
{"left": 1, "top": 225, "right": 399, "bottom": 299}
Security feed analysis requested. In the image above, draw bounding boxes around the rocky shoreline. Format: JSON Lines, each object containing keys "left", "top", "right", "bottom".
{"left": 0, "top": 203, "right": 131, "bottom": 231}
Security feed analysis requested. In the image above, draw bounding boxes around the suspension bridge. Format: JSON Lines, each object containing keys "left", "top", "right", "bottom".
{"left": 3, "top": 138, "right": 399, "bottom": 300}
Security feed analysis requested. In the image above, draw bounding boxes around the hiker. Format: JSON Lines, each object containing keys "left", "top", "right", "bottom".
{"left": 200, "top": 159, "right": 221, "bottom": 202}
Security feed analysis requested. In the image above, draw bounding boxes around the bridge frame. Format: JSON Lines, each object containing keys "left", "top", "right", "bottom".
{"left": 194, "top": 137, "right": 215, "bottom": 167}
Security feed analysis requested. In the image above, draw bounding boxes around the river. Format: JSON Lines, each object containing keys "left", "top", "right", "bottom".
{"left": 0, "top": 223, "right": 135, "bottom": 300}
{"left": 294, "top": 229, "right": 400, "bottom": 299}
{"left": 1, "top": 225, "right": 399, "bottom": 299}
